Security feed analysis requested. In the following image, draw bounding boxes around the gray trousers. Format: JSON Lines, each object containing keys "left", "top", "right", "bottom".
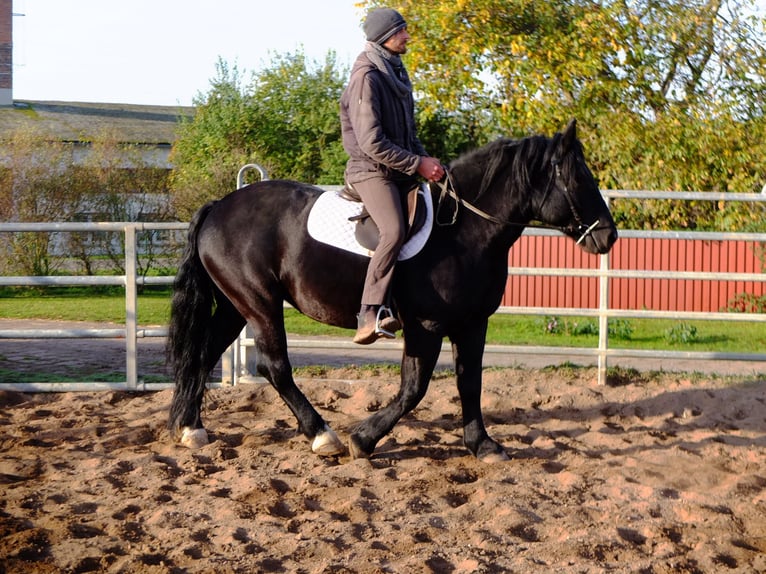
{"left": 353, "top": 176, "right": 408, "bottom": 307}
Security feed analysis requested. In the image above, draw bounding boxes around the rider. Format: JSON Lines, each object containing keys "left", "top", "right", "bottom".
{"left": 340, "top": 7, "right": 445, "bottom": 345}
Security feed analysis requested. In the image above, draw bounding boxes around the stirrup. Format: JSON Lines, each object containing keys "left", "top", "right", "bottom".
{"left": 375, "top": 306, "right": 397, "bottom": 339}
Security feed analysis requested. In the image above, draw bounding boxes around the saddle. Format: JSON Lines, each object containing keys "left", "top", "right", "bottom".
{"left": 340, "top": 182, "right": 428, "bottom": 252}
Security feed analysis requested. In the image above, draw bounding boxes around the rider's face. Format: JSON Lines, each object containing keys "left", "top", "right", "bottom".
{"left": 382, "top": 27, "right": 411, "bottom": 55}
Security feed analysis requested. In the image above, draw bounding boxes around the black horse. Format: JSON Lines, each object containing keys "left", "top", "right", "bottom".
{"left": 167, "top": 119, "right": 618, "bottom": 462}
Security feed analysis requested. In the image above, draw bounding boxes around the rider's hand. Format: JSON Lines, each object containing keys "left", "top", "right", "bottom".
{"left": 417, "top": 156, "right": 445, "bottom": 182}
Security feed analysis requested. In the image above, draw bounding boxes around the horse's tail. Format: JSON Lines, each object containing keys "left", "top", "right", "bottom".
{"left": 167, "top": 201, "right": 217, "bottom": 436}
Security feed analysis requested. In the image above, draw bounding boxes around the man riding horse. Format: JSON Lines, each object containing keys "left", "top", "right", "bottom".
{"left": 340, "top": 7, "right": 445, "bottom": 344}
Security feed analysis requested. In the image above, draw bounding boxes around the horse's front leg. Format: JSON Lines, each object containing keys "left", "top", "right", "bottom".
{"left": 348, "top": 324, "right": 442, "bottom": 459}
{"left": 451, "top": 320, "right": 509, "bottom": 462}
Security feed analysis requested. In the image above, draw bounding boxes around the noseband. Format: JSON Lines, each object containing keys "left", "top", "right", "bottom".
{"left": 434, "top": 160, "right": 602, "bottom": 246}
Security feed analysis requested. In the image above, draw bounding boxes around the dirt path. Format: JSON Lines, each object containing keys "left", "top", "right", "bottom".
{"left": 2, "top": 319, "right": 766, "bottom": 572}
{"left": 1, "top": 368, "right": 766, "bottom": 573}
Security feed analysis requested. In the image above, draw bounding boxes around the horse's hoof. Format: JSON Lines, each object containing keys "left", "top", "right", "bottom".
{"left": 479, "top": 450, "right": 510, "bottom": 463}
{"left": 312, "top": 426, "right": 344, "bottom": 457}
{"left": 347, "top": 434, "right": 371, "bottom": 460}
{"left": 180, "top": 427, "right": 209, "bottom": 449}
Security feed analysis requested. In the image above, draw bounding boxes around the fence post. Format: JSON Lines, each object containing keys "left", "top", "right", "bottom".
{"left": 597, "top": 250, "right": 610, "bottom": 385}
{"left": 125, "top": 224, "right": 138, "bottom": 390}
{"left": 218, "top": 163, "right": 270, "bottom": 385}
{"left": 596, "top": 193, "right": 613, "bottom": 385}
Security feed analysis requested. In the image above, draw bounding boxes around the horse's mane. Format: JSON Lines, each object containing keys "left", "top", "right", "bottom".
{"left": 451, "top": 133, "right": 582, "bottom": 207}
{"left": 450, "top": 134, "right": 555, "bottom": 203}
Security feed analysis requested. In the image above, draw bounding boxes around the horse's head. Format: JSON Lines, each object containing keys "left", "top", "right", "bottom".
{"left": 537, "top": 119, "right": 618, "bottom": 254}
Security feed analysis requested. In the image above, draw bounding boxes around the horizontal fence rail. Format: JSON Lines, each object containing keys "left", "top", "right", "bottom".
{"left": 2, "top": 190, "right": 766, "bottom": 391}
{"left": 0, "top": 221, "right": 186, "bottom": 392}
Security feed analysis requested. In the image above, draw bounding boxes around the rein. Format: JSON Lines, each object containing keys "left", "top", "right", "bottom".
{"left": 433, "top": 164, "right": 601, "bottom": 246}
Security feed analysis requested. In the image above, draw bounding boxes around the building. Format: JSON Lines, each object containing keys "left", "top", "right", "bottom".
{"left": 0, "top": 0, "right": 11, "bottom": 107}
{"left": 0, "top": 0, "right": 193, "bottom": 166}
{"left": 0, "top": 99, "right": 193, "bottom": 169}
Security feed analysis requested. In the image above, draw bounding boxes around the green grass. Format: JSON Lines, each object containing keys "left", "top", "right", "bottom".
{"left": 0, "top": 368, "right": 169, "bottom": 385}
{"left": 2, "top": 287, "right": 766, "bottom": 354}
{"left": 485, "top": 313, "right": 766, "bottom": 353}
{"left": 0, "top": 286, "right": 172, "bottom": 325}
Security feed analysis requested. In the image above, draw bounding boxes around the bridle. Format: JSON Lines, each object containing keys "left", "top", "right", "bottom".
{"left": 546, "top": 160, "right": 602, "bottom": 246}
{"left": 433, "top": 159, "right": 602, "bottom": 246}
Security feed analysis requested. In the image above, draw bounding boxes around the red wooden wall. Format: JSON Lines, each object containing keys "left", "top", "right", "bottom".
{"left": 503, "top": 236, "right": 766, "bottom": 312}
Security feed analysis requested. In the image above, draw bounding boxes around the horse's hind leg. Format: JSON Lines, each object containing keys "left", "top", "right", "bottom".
{"left": 174, "top": 296, "right": 246, "bottom": 448}
{"left": 249, "top": 312, "right": 344, "bottom": 457}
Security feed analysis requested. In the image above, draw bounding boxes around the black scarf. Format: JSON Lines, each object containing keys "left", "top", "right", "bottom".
{"left": 364, "top": 41, "right": 412, "bottom": 99}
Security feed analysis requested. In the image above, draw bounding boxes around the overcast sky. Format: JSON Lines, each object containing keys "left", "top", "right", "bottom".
{"left": 11, "top": 0, "right": 367, "bottom": 106}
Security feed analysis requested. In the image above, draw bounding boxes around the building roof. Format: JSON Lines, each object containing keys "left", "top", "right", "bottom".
{"left": 0, "top": 100, "right": 195, "bottom": 144}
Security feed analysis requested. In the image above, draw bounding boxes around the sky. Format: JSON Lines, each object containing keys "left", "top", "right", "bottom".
{"left": 10, "top": 0, "right": 368, "bottom": 106}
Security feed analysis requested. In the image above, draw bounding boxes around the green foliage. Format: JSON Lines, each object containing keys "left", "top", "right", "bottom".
{"left": 415, "top": 109, "right": 486, "bottom": 163}
{"left": 726, "top": 292, "right": 766, "bottom": 313}
{"left": 169, "top": 48, "right": 503, "bottom": 219}
{"left": 543, "top": 316, "right": 561, "bottom": 334}
{"left": 665, "top": 322, "right": 699, "bottom": 345}
{"left": 600, "top": 112, "right": 766, "bottom": 231}
{"left": 248, "top": 52, "right": 347, "bottom": 185}
{"left": 0, "top": 127, "right": 175, "bottom": 276}
{"left": 541, "top": 316, "right": 633, "bottom": 340}
{"left": 71, "top": 131, "right": 177, "bottom": 278}
{"left": 171, "top": 0, "right": 766, "bottom": 231}
{"left": 169, "top": 61, "right": 264, "bottom": 220}
{"left": 170, "top": 53, "right": 348, "bottom": 219}
{"left": 571, "top": 320, "right": 598, "bottom": 336}
{"left": 0, "top": 128, "right": 81, "bottom": 275}
{"left": 608, "top": 319, "right": 634, "bottom": 341}
{"left": 360, "top": 0, "right": 766, "bottom": 229}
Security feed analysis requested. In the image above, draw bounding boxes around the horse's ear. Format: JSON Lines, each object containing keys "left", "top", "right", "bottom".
{"left": 562, "top": 118, "right": 577, "bottom": 151}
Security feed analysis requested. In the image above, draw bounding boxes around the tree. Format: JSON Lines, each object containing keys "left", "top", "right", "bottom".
{"left": 246, "top": 51, "right": 347, "bottom": 185}
{"left": 365, "top": 0, "right": 764, "bottom": 128}
{"left": 361, "top": 0, "right": 766, "bottom": 229}
{"left": 170, "top": 53, "right": 348, "bottom": 220}
{"left": 170, "top": 48, "right": 492, "bottom": 220}
{"left": 169, "top": 61, "right": 256, "bottom": 221}
{"left": 0, "top": 127, "right": 175, "bottom": 276}
{"left": 68, "top": 130, "right": 175, "bottom": 277}
{"left": 0, "top": 128, "right": 82, "bottom": 275}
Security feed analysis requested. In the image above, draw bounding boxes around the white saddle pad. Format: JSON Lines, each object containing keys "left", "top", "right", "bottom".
{"left": 306, "top": 185, "right": 433, "bottom": 260}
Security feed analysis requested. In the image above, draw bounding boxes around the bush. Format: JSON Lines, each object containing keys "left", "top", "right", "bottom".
{"left": 726, "top": 293, "right": 766, "bottom": 314}
{"left": 665, "top": 323, "right": 698, "bottom": 345}
{"left": 0, "top": 126, "right": 178, "bottom": 279}
{"left": 541, "top": 317, "right": 633, "bottom": 340}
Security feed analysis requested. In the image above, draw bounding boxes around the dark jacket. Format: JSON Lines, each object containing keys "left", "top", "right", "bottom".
{"left": 340, "top": 51, "right": 427, "bottom": 185}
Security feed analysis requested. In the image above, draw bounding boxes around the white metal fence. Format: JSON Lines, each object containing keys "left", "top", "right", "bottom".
{"left": 2, "top": 190, "right": 766, "bottom": 392}
{"left": 0, "top": 221, "right": 185, "bottom": 391}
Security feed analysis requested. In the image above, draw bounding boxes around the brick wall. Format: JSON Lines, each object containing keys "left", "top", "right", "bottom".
{"left": 0, "top": 0, "right": 12, "bottom": 105}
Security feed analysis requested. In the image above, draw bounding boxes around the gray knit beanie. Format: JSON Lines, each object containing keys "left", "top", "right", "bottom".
{"left": 363, "top": 8, "right": 406, "bottom": 44}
